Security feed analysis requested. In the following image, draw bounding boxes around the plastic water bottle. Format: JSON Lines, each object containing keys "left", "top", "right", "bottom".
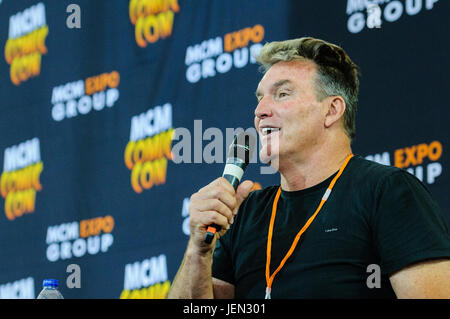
{"left": 37, "top": 279, "right": 64, "bottom": 299}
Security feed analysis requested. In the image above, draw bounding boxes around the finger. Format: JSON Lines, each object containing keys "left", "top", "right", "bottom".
{"left": 234, "top": 180, "right": 254, "bottom": 214}
{"left": 192, "top": 198, "right": 234, "bottom": 223}
{"left": 194, "top": 179, "right": 237, "bottom": 210}
{"left": 192, "top": 210, "right": 230, "bottom": 231}
{"left": 197, "top": 177, "right": 235, "bottom": 195}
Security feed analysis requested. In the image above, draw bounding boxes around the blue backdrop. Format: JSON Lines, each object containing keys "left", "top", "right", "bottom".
{"left": 0, "top": 0, "right": 448, "bottom": 298}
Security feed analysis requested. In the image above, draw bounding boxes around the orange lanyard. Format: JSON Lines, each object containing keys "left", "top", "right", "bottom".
{"left": 265, "top": 154, "right": 354, "bottom": 299}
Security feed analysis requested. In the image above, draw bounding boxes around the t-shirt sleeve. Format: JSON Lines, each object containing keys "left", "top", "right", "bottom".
{"left": 373, "top": 170, "right": 450, "bottom": 276}
{"left": 212, "top": 234, "right": 235, "bottom": 284}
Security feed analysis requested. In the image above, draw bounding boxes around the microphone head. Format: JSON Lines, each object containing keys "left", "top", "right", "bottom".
{"left": 228, "top": 132, "right": 256, "bottom": 164}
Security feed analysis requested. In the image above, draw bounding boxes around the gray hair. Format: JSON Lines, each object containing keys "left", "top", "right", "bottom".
{"left": 256, "top": 37, "right": 360, "bottom": 141}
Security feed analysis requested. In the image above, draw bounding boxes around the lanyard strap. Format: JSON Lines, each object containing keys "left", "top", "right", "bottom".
{"left": 265, "top": 154, "right": 354, "bottom": 299}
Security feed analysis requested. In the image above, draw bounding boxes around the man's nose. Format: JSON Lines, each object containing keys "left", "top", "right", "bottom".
{"left": 254, "top": 97, "right": 273, "bottom": 119}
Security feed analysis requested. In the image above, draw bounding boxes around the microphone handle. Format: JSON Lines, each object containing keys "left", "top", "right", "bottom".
{"left": 204, "top": 174, "right": 239, "bottom": 244}
{"left": 223, "top": 174, "right": 240, "bottom": 190}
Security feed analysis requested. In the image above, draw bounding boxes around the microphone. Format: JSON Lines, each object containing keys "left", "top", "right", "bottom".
{"left": 204, "top": 132, "right": 256, "bottom": 244}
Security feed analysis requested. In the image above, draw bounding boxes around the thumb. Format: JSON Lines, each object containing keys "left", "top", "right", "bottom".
{"left": 234, "top": 180, "right": 254, "bottom": 213}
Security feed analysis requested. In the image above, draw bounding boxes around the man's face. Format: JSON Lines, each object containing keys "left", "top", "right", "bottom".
{"left": 254, "top": 60, "right": 326, "bottom": 167}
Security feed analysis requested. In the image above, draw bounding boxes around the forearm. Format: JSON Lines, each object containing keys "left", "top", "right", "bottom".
{"left": 167, "top": 243, "right": 215, "bottom": 299}
{"left": 168, "top": 178, "right": 253, "bottom": 299}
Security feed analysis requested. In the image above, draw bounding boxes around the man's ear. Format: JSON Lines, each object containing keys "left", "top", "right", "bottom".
{"left": 324, "top": 96, "right": 346, "bottom": 128}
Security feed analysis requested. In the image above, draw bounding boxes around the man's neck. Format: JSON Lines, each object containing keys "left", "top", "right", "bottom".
{"left": 279, "top": 140, "right": 352, "bottom": 192}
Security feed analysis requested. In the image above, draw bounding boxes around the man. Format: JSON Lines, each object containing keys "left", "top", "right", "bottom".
{"left": 167, "top": 37, "right": 450, "bottom": 298}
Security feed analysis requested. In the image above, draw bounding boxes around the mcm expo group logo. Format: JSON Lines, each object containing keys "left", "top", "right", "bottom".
{"left": 346, "top": 0, "right": 440, "bottom": 33}
{"left": 50, "top": 71, "right": 120, "bottom": 122}
{"left": 366, "top": 140, "right": 443, "bottom": 184}
{"left": 184, "top": 24, "right": 265, "bottom": 84}
{"left": 45, "top": 215, "right": 115, "bottom": 262}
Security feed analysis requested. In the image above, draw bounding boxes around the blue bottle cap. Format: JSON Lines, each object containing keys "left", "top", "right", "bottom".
{"left": 42, "top": 279, "right": 59, "bottom": 288}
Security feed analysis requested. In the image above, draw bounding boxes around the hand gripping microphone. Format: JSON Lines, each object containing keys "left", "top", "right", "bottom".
{"left": 204, "top": 132, "right": 256, "bottom": 244}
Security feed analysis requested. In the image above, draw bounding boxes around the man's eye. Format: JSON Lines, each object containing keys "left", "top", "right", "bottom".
{"left": 278, "top": 91, "right": 289, "bottom": 98}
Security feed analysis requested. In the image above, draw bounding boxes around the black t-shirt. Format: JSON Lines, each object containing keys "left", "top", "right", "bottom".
{"left": 212, "top": 155, "right": 450, "bottom": 298}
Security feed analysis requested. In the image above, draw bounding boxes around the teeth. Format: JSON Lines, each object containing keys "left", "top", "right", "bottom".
{"left": 262, "top": 128, "right": 271, "bottom": 135}
{"left": 261, "top": 127, "right": 279, "bottom": 135}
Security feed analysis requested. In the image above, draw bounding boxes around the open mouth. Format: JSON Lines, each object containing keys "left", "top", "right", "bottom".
{"left": 261, "top": 127, "right": 280, "bottom": 136}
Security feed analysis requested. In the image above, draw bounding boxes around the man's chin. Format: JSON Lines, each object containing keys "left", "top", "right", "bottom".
{"left": 259, "top": 150, "right": 279, "bottom": 167}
